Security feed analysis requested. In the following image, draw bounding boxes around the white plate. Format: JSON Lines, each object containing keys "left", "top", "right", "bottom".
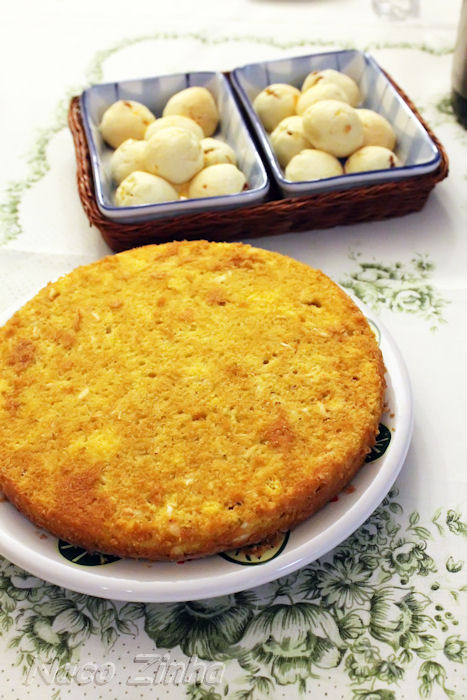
{"left": 0, "top": 297, "right": 413, "bottom": 602}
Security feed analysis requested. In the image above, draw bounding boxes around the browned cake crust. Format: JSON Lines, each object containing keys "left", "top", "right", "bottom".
{"left": 0, "top": 241, "right": 385, "bottom": 560}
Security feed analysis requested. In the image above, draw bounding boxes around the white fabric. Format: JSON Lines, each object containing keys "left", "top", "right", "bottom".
{"left": 1, "top": 1, "right": 466, "bottom": 697}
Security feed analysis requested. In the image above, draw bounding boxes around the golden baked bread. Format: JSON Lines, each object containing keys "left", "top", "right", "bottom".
{"left": 0, "top": 241, "right": 385, "bottom": 560}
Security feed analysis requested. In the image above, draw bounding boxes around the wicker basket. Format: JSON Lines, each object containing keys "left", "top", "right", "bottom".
{"left": 68, "top": 72, "right": 448, "bottom": 253}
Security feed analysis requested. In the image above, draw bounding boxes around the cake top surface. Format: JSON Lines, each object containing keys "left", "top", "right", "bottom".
{"left": 0, "top": 241, "right": 385, "bottom": 560}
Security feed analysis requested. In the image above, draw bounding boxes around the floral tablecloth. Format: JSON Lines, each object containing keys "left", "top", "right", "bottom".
{"left": 1, "top": 1, "right": 466, "bottom": 698}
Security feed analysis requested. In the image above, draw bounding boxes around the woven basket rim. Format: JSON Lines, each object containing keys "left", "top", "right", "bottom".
{"left": 68, "top": 66, "right": 449, "bottom": 251}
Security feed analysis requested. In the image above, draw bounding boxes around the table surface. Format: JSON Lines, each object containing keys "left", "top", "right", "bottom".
{"left": 1, "top": 1, "right": 466, "bottom": 698}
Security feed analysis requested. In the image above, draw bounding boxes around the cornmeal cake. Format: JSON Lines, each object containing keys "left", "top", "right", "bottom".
{"left": 0, "top": 241, "right": 385, "bottom": 560}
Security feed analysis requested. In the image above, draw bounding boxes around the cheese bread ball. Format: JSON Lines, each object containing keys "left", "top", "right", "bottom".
{"left": 144, "top": 127, "right": 204, "bottom": 184}
{"left": 99, "top": 100, "right": 156, "bottom": 149}
{"left": 145, "top": 115, "right": 204, "bottom": 141}
{"left": 270, "top": 116, "right": 312, "bottom": 167}
{"left": 296, "top": 83, "right": 350, "bottom": 115}
{"left": 253, "top": 83, "right": 300, "bottom": 132}
{"left": 173, "top": 181, "right": 191, "bottom": 199}
{"left": 115, "top": 171, "right": 179, "bottom": 206}
{"left": 188, "top": 163, "right": 246, "bottom": 198}
{"left": 201, "top": 137, "right": 237, "bottom": 167}
{"left": 285, "top": 149, "right": 344, "bottom": 181}
{"left": 163, "top": 87, "right": 219, "bottom": 137}
{"left": 302, "top": 100, "right": 364, "bottom": 158}
{"left": 109, "top": 139, "right": 147, "bottom": 184}
{"left": 345, "top": 146, "right": 401, "bottom": 173}
{"left": 301, "top": 69, "right": 360, "bottom": 107}
{"left": 356, "top": 109, "right": 397, "bottom": 150}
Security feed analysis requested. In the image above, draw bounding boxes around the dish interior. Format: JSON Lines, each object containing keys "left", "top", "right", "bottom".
{"left": 232, "top": 49, "right": 440, "bottom": 192}
{"left": 81, "top": 71, "right": 268, "bottom": 219}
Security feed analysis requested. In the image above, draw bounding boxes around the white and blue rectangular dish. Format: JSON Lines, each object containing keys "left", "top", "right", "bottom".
{"left": 231, "top": 49, "right": 442, "bottom": 197}
{"left": 81, "top": 71, "right": 270, "bottom": 222}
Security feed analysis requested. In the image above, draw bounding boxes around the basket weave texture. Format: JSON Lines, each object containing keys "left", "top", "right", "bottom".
{"left": 68, "top": 72, "right": 448, "bottom": 253}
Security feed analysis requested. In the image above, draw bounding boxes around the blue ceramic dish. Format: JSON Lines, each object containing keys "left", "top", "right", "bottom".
{"left": 231, "top": 49, "right": 441, "bottom": 197}
{"left": 81, "top": 71, "right": 269, "bottom": 222}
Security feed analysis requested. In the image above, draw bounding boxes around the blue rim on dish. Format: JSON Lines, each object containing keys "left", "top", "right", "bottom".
{"left": 80, "top": 71, "right": 270, "bottom": 222}
{"left": 231, "top": 49, "right": 441, "bottom": 197}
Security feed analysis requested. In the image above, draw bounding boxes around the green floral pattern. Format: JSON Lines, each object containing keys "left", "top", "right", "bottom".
{"left": 341, "top": 251, "right": 448, "bottom": 330}
{"left": 145, "top": 594, "right": 257, "bottom": 660}
{"left": 0, "top": 566, "right": 143, "bottom": 681}
{"left": 1, "top": 489, "right": 466, "bottom": 697}
{"left": 429, "top": 94, "right": 467, "bottom": 149}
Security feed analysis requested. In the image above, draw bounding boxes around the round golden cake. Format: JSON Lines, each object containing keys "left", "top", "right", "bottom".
{"left": 0, "top": 241, "right": 385, "bottom": 560}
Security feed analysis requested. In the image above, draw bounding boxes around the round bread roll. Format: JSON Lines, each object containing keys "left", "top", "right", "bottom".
{"left": 356, "top": 109, "right": 397, "bottom": 150}
{"left": 301, "top": 69, "right": 360, "bottom": 107}
{"left": 144, "top": 127, "right": 204, "bottom": 184}
{"left": 253, "top": 83, "right": 300, "bottom": 132}
{"left": 345, "top": 145, "right": 401, "bottom": 173}
{"left": 296, "top": 83, "right": 350, "bottom": 115}
{"left": 99, "top": 100, "right": 155, "bottom": 149}
{"left": 201, "top": 137, "right": 237, "bottom": 167}
{"left": 188, "top": 163, "right": 246, "bottom": 198}
{"left": 302, "top": 100, "right": 364, "bottom": 158}
{"left": 163, "top": 87, "right": 219, "bottom": 137}
{"left": 110, "top": 139, "right": 148, "bottom": 184}
{"left": 145, "top": 115, "right": 204, "bottom": 141}
{"left": 115, "top": 171, "right": 179, "bottom": 206}
{"left": 270, "top": 116, "right": 312, "bottom": 167}
{"left": 285, "top": 149, "right": 344, "bottom": 181}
